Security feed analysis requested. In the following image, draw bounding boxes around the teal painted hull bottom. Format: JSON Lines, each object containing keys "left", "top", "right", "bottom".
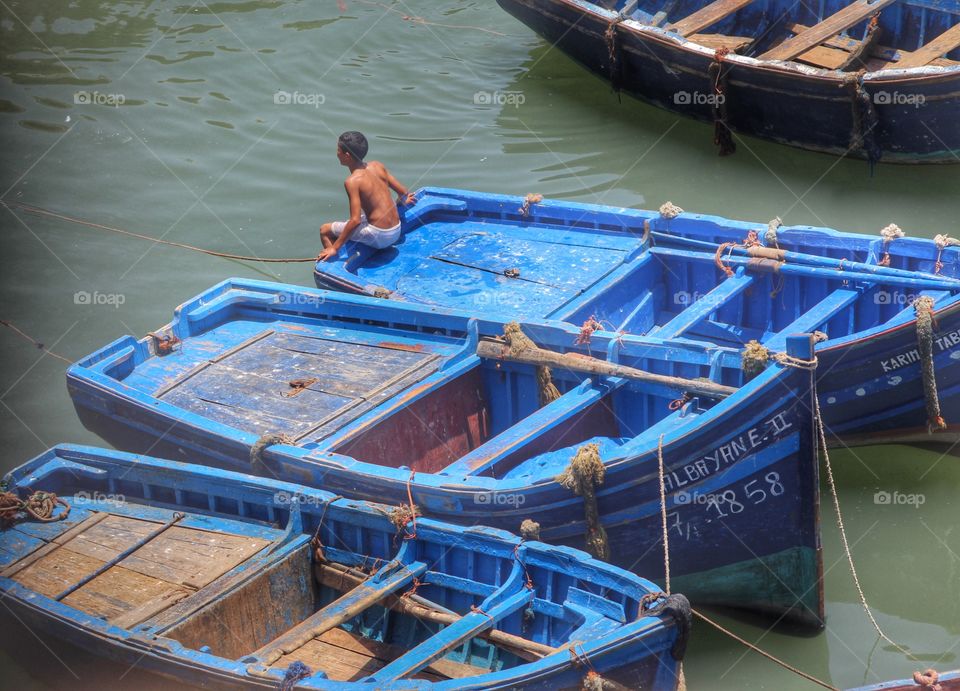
{"left": 671, "top": 546, "right": 823, "bottom": 627}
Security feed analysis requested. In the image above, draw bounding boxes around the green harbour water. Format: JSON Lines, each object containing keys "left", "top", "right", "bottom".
{"left": 0, "top": 1, "right": 958, "bottom": 688}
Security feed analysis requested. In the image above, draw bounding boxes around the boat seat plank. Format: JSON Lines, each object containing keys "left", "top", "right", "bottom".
{"left": 764, "top": 288, "right": 861, "bottom": 351}
{"left": 759, "top": 0, "right": 899, "bottom": 62}
{"left": 688, "top": 33, "right": 753, "bottom": 51}
{"left": 896, "top": 23, "right": 960, "bottom": 68}
{"left": 785, "top": 22, "right": 958, "bottom": 68}
{"left": 668, "top": 0, "right": 755, "bottom": 37}
{"left": 652, "top": 273, "right": 754, "bottom": 339}
{"left": 272, "top": 627, "right": 486, "bottom": 682}
{"left": 369, "top": 588, "right": 535, "bottom": 681}
{"left": 253, "top": 560, "right": 429, "bottom": 666}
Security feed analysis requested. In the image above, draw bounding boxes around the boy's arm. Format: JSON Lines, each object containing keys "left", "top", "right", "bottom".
{"left": 383, "top": 166, "right": 416, "bottom": 206}
{"left": 318, "top": 180, "right": 363, "bottom": 261}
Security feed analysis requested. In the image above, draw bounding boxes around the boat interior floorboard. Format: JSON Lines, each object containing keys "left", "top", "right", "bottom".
{"left": 4, "top": 511, "right": 269, "bottom": 627}
{"left": 271, "top": 627, "right": 486, "bottom": 682}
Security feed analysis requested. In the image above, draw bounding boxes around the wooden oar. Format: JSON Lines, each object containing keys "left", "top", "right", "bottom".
{"left": 651, "top": 246, "right": 958, "bottom": 291}
{"left": 476, "top": 338, "right": 737, "bottom": 399}
{"left": 650, "top": 230, "right": 960, "bottom": 287}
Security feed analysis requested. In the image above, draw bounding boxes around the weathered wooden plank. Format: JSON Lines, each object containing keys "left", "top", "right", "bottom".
{"left": 760, "top": 0, "right": 899, "bottom": 62}
{"left": 252, "top": 560, "right": 428, "bottom": 666}
{"left": 668, "top": 0, "right": 755, "bottom": 37}
{"left": 1, "top": 512, "right": 110, "bottom": 578}
{"left": 688, "top": 33, "right": 753, "bottom": 51}
{"left": 62, "top": 564, "right": 186, "bottom": 620}
{"left": 63, "top": 515, "right": 269, "bottom": 589}
{"left": 273, "top": 627, "right": 486, "bottom": 681}
{"left": 12, "top": 546, "right": 104, "bottom": 598}
{"left": 109, "top": 587, "right": 192, "bottom": 628}
{"left": 795, "top": 43, "right": 856, "bottom": 68}
{"left": 896, "top": 23, "right": 960, "bottom": 68}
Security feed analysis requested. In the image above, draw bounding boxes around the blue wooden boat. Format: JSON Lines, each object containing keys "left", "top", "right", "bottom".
{"left": 66, "top": 278, "right": 825, "bottom": 627}
{"left": 495, "top": 0, "right": 960, "bottom": 164}
{"left": 313, "top": 187, "right": 960, "bottom": 448}
{"left": 846, "top": 669, "right": 960, "bottom": 690}
{"left": 0, "top": 444, "right": 688, "bottom": 689}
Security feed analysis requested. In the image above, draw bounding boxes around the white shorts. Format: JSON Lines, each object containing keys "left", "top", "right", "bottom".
{"left": 331, "top": 214, "right": 401, "bottom": 250}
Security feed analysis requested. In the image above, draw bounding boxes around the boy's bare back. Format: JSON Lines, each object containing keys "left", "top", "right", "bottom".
{"left": 346, "top": 161, "right": 401, "bottom": 229}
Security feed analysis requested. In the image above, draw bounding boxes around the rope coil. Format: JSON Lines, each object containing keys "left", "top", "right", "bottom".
{"left": 0, "top": 490, "right": 70, "bottom": 525}
{"left": 659, "top": 202, "right": 684, "bottom": 220}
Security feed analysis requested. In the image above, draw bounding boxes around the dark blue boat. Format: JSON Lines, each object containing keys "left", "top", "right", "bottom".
{"left": 495, "top": 0, "right": 960, "bottom": 163}
{"left": 313, "top": 187, "right": 960, "bottom": 448}
{"left": 0, "top": 444, "right": 688, "bottom": 689}
{"left": 67, "top": 279, "right": 825, "bottom": 627}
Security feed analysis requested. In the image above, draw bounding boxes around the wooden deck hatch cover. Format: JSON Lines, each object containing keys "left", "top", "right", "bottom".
{"left": 4, "top": 512, "right": 269, "bottom": 627}
{"left": 155, "top": 331, "right": 442, "bottom": 440}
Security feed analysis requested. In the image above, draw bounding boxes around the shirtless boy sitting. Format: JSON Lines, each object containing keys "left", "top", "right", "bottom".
{"left": 318, "top": 131, "right": 415, "bottom": 262}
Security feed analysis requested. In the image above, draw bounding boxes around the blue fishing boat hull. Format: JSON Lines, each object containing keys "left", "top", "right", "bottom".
{"left": 67, "top": 279, "right": 824, "bottom": 627}
{"left": 313, "top": 187, "right": 960, "bottom": 448}
{"left": 495, "top": 0, "right": 960, "bottom": 163}
{"left": 1, "top": 444, "right": 686, "bottom": 690}
{"left": 845, "top": 669, "right": 960, "bottom": 690}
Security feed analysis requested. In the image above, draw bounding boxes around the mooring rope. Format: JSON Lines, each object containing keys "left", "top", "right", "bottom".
{"left": 4, "top": 201, "right": 317, "bottom": 263}
{"left": 0, "top": 319, "right": 72, "bottom": 363}
{"left": 814, "top": 393, "right": 916, "bottom": 660}
{"left": 914, "top": 296, "right": 947, "bottom": 432}
{"left": 708, "top": 47, "right": 736, "bottom": 156}
{"left": 691, "top": 609, "right": 839, "bottom": 690}
{"left": 656, "top": 433, "right": 672, "bottom": 596}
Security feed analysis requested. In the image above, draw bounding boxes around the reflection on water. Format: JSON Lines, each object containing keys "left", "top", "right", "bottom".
{"left": 0, "top": 1, "right": 958, "bottom": 689}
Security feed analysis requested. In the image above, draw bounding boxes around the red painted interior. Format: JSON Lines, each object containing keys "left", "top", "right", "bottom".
{"left": 335, "top": 368, "right": 491, "bottom": 473}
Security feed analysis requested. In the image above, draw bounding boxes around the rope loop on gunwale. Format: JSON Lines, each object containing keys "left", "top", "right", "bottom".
{"left": 556, "top": 442, "right": 609, "bottom": 561}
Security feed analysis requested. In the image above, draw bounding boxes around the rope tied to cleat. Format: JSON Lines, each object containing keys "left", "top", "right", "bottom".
{"left": 518, "top": 193, "right": 543, "bottom": 218}
{"left": 878, "top": 223, "right": 905, "bottom": 266}
{"left": 934, "top": 234, "right": 960, "bottom": 275}
{"left": 0, "top": 490, "right": 70, "bottom": 525}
